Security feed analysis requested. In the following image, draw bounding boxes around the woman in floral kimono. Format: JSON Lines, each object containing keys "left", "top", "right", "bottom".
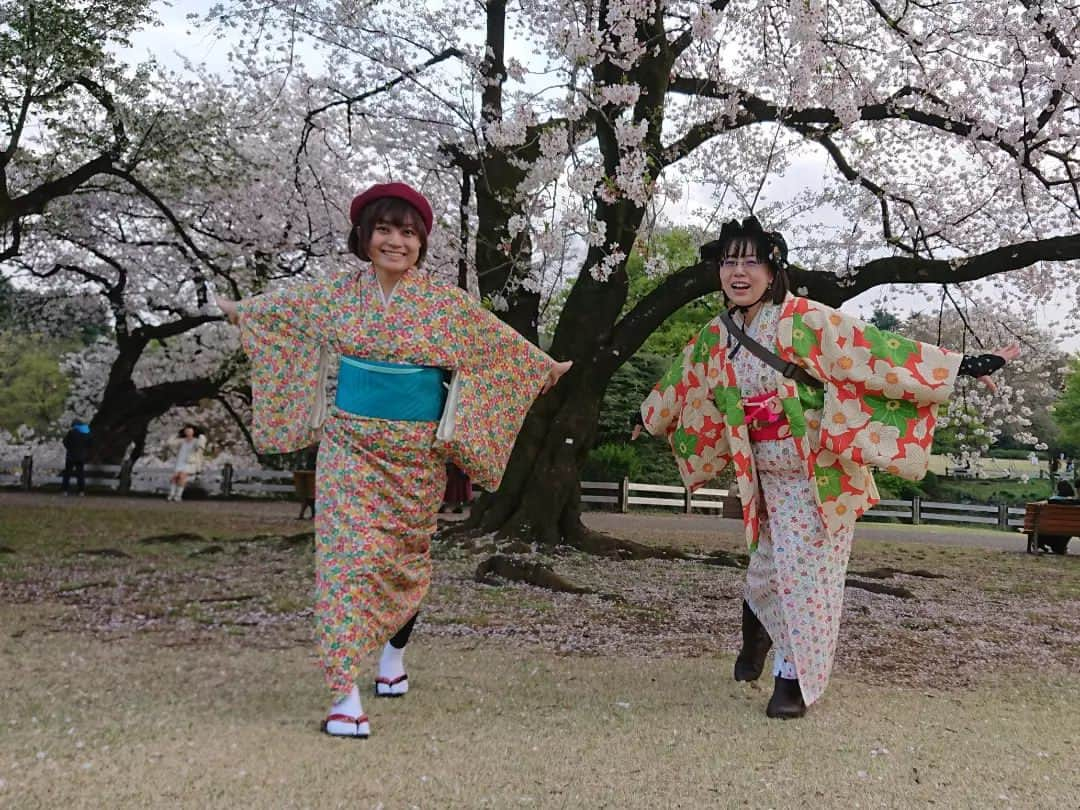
{"left": 220, "top": 182, "right": 571, "bottom": 738}
{"left": 636, "top": 217, "right": 1017, "bottom": 719}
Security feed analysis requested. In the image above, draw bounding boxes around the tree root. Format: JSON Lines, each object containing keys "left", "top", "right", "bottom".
{"left": 273, "top": 532, "right": 315, "bottom": 550}
{"left": 72, "top": 548, "right": 131, "bottom": 559}
{"left": 695, "top": 550, "right": 749, "bottom": 569}
{"left": 853, "top": 566, "right": 947, "bottom": 580}
{"left": 569, "top": 528, "right": 691, "bottom": 560}
{"left": 475, "top": 554, "right": 597, "bottom": 596}
{"left": 138, "top": 532, "right": 208, "bottom": 545}
{"left": 845, "top": 577, "right": 915, "bottom": 599}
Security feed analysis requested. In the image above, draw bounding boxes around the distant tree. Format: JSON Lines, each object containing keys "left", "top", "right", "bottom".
{"left": 868, "top": 308, "right": 901, "bottom": 332}
{"left": 1054, "top": 357, "right": 1080, "bottom": 455}
{"left": 901, "top": 308, "right": 1068, "bottom": 454}
{"left": 0, "top": 0, "right": 157, "bottom": 260}
{"left": 0, "top": 332, "right": 70, "bottom": 435}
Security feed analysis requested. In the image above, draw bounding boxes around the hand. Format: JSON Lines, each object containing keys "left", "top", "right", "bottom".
{"left": 978, "top": 344, "right": 1021, "bottom": 392}
{"left": 218, "top": 298, "right": 240, "bottom": 325}
{"left": 541, "top": 360, "right": 573, "bottom": 394}
{"left": 992, "top": 344, "right": 1021, "bottom": 363}
{"left": 631, "top": 424, "right": 643, "bottom": 441}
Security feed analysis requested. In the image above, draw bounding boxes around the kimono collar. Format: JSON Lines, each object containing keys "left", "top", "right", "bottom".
{"left": 368, "top": 266, "right": 418, "bottom": 308}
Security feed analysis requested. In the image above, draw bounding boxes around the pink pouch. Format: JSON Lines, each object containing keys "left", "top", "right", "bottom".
{"left": 744, "top": 391, "right": 791, "bottom": 442}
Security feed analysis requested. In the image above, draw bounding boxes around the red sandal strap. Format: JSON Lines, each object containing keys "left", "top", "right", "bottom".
{"left": 325, "top": 713, "right": 368, "bottom": 725}
{"left": 375, "top": 674, "right": 408, "bottom": 686}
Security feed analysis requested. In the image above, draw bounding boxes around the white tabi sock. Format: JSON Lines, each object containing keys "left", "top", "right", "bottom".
{"left": 376, "top": 642, "right": 409, "bottom": 696}
{"left": 174, "top": 484, "right": 185, "bottom": 501}
{"left": 167, "top": 484, "right": 178, "bottom": 501}
{"left": 772, "top": 648, "right": 798, "bottom": 680}
{"left": 325, "top": 685, "right": 369, "bottom": 737}
{"left": 378, "top": 642, "right": 406, "bottom": 681}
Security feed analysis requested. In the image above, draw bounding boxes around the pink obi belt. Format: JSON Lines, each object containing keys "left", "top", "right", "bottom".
{"left": 744, "top": 392, "right": 792, "bottom": 442}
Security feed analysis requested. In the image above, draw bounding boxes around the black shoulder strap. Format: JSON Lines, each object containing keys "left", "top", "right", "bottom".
{"left": 720, "top": 310, "right": 824, "bottom": 390}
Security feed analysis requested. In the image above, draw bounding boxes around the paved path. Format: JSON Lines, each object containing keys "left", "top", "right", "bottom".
{"left": 582, "top": 511, "right": 1053, "bottom": 553}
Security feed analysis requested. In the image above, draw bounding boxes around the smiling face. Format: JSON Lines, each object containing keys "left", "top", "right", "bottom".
{"left": 718, "top": 237, "right": 774, "bottom": 307}
{"left": 350, "top": 196, "right": 429, "bottom": 273}
{"left": 365, "top": 220, "right": 422, "bottom": 276}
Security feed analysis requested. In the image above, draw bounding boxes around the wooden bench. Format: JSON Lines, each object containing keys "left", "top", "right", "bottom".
{"left": 1022, "top": 501, "right": 1080, "bottom": 555}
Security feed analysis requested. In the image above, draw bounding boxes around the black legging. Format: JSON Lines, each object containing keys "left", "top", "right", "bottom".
{"left": 388, "top": 613, "right": 417, "bottom": 649}
{"left": 62, "top": 461, "right": 86, "bottom": 493}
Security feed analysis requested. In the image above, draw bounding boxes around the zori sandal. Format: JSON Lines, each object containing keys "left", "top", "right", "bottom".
{"left": 374, "top": 674, "right": 408, "bottom": 697}
{"left": 323, "top": 713, "right": 370, "bottom": 738}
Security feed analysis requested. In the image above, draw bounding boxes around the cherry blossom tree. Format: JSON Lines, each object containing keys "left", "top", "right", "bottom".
{"left": 7, "top": 66, "right": 358, "bottom": 462}
{"left": 206, "top": 0, "right": 1080, "bottom": 549}
{"left": 0, "top": 0, "right": 159, "bottom": 261}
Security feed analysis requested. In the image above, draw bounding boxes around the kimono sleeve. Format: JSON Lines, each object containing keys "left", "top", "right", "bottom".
{"left": 640, "top": 324, "right": 731, "bottom": 490}
{"left": 236, "top": 279, "right": 335, "bottom": 454}
{"left": 640, "top": 338, "right": 695, "bottom": 437}
{"left": 439, "top": 288, "right": 553, "bottom": 491}
{"left": 779, "top": 298, "right": 963, "bottom": 480}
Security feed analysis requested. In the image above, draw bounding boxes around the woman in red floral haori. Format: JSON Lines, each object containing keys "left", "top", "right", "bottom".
{"left": 635, "top": 216, "right": 1018, "bottom": 718}
{"left": 219, "top": 183, "right": 572, "bottom": 738}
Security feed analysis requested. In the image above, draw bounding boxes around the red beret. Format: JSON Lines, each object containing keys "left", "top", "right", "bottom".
{"left": 349, "top": 182, "right": 434, "bottom": 234}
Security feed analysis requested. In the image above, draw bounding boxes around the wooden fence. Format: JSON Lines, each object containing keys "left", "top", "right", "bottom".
{"left": 581, "top": 481, "right": 1026, "bottom": 530}
{"left": 1, "top": 455, "right": 1027, "bottom": 530}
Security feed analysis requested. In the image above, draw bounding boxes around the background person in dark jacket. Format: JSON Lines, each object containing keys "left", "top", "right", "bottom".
{"left": 61, "top": 421, "right": 91, "bottom": 495}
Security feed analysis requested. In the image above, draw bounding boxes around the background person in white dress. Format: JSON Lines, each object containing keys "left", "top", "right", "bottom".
{"left": 165, "top": 424, "right": 207, "bottom": 501}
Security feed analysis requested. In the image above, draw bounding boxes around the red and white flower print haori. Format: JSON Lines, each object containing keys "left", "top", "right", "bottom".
{"left": 642, "top": 294, "right": 961, "bottom": 547}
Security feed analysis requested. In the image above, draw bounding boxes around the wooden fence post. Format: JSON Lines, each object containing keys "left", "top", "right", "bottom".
{"left": 997, "top": 502, "right": 1010, "bottom": 531}
{"left": 683, "top": 487, "right": 693, "bottom": 514}
{"left": 20, "top": 455, "right": 32, "bottom": 490}
{"left": 118, "top": 459, "right": 133, "bottom": 493}
{"left": 221, "top": 463, "right": 234, "bottom": 497}
{"left": 911, "top": 496, "right": 921, "bottom": 525}
{"left": 619, "top": 477, "right": 629, "bottom": 513}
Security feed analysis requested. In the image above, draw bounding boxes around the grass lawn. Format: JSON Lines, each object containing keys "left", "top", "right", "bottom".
{"left": 1, "top": 495, "right": 1078, "bottom": 808}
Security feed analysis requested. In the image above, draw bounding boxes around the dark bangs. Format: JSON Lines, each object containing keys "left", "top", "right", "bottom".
{"left": 718, "top": 231, "right": 789, "bottom": 305}
{"left": 348, "top": 196, "right": 429, "bottom": 263}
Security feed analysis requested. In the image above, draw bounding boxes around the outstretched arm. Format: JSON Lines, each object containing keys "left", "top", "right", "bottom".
{"left": 959, "top": 345, "right": 1020, "bottom": 393}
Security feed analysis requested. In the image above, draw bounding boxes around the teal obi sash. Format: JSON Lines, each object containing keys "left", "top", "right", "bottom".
{"left": 335, "top": 357, "right": 448, "bottom": 421}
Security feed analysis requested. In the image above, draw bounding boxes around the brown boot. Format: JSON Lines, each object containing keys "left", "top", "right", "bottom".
{"left": 765, "top": 676, "right": 807, "bottom": 719}
{"left": 733, "top": 601, "right": 772, "bottom": 681}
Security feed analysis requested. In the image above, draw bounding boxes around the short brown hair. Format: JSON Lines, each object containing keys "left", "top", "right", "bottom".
{"left": 347, "top": 197, "right": 429, "bottom": 264}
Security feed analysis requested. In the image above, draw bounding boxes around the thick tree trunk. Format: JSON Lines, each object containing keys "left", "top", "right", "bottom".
{"left": 90, "top": 377, "right": 222, "bottom": 463}
{"left": 467, "top": 369, "right": 605, "bottom": 546}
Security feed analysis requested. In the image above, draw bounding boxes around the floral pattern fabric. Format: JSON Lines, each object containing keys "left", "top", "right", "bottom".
{"left": 238, "top": 268, "right": 552, "bottom": 695}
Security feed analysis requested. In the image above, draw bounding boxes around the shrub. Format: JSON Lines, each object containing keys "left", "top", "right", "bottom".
{"left": 583, "top": 442, "right": 642, "bottom": 482}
